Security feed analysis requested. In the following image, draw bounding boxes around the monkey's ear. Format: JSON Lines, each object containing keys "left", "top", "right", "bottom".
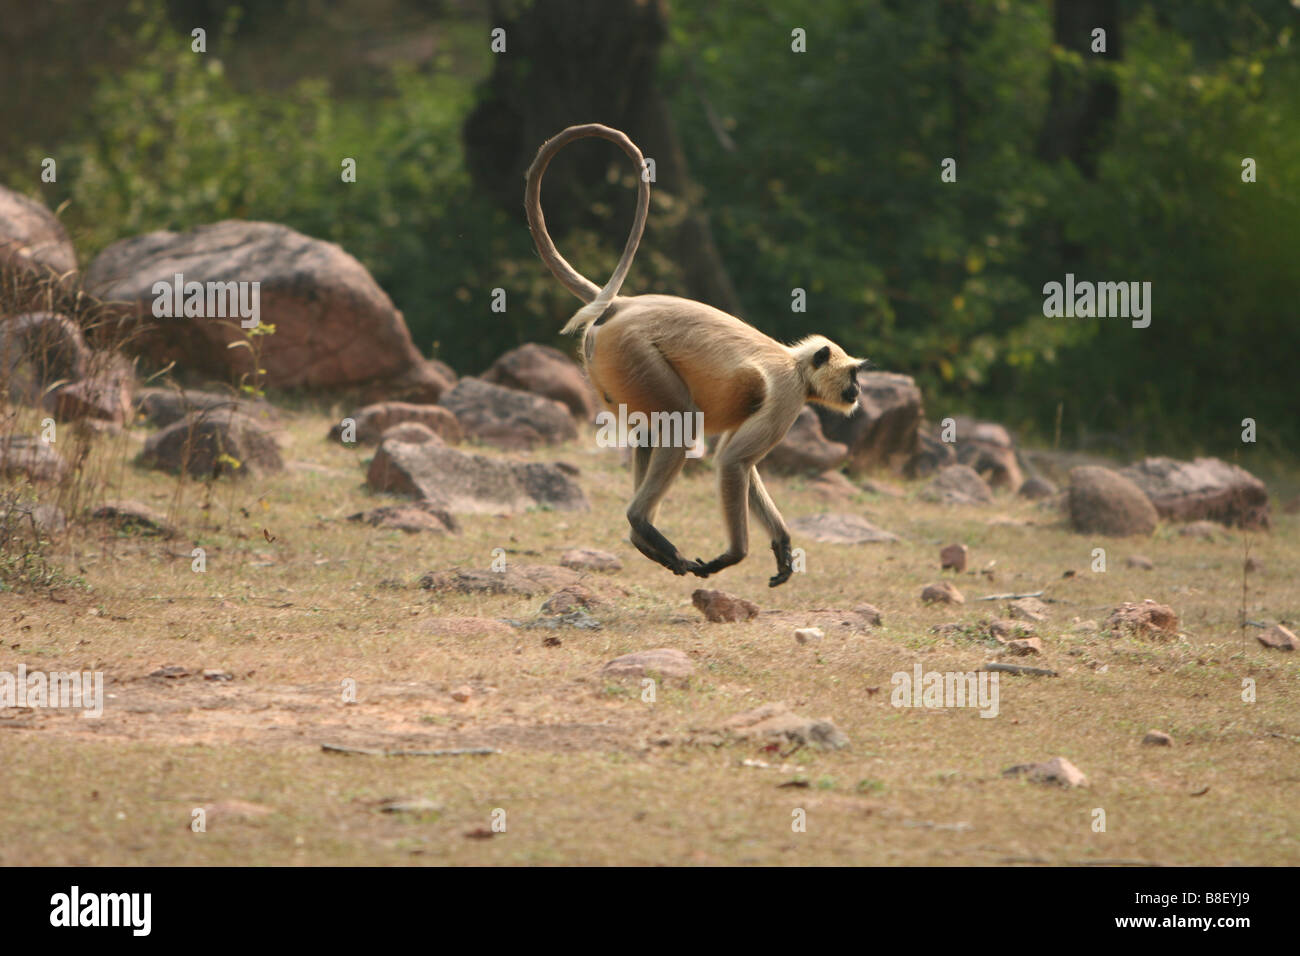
{"left": 858, "top": 359, "right": 876, "bottom": 372}
{"left": 812, "top": 345, "right": 831, "bottom": 368}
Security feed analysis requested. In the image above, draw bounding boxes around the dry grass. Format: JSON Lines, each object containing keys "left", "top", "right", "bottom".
{"left": 0, "top": 405, "right": 1297, "bottom": 866}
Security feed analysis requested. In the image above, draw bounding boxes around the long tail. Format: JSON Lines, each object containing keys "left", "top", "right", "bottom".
{"left": 524, "top": 124, "right": 650, "bottom": 335}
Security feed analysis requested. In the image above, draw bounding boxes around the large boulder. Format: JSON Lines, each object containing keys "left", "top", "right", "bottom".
{"left": 921, "top": 464, "right": 994, "bottom": 505}
{"left": 438, "top": 376, "right": 577, "bottom": 450}
{"left": 367, "top": 436, "right": 588, "bottom": 515}
{"left": 1119, "top": 457, "right": 1269, "bottom": 530}
{"left": 951, "top": 418, "right": 1024, "bottom": 492}
{"left": 0, "top": 186, "right": 77, "bottom": 286}
{"left": 1068, "top": 466, "right": 1158, "bottom": 536}
{"left": 0, "top": 436, "right": 65, "bottom": 483}
{"left": 815, "top": 371, "right": 922, "bottom": 475}
{"left": 83, "top": 220, "right": 434, "bottom": 398}
{"left": 481, "top": 343, "right": 597, "bottom": 420}
{"left": 329, "top": 401, "right": 463, "bottom": 445}
{"left": 140, "top": 409, "right": 283, "bottom": 478}
{"left": 762, "top": 407, "right": 848, "bottom": 475}
{"left": 1, "top": 312, "right": 90, "bottom": 405}
{"left": 47, "top": 352, "right": 135, "bottom": 425}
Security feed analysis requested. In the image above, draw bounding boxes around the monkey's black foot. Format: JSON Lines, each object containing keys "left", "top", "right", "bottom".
{"left": 692, "top": 553, "right": 744, "bottom": 577}
{"left": 769, "top": 537, "right": 793, "bottom": 588}
{"left": 629, "top": 518, "right": 703, "bottom": 576}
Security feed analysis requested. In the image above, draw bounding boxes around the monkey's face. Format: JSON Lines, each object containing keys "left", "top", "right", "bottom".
{"left": 806, "top": 340, "right": 872, "bottom": 414}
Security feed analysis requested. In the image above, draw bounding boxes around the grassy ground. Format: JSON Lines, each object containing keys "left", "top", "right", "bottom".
{"left": 1, "top": 403, "right": 1297, "bottom": 866}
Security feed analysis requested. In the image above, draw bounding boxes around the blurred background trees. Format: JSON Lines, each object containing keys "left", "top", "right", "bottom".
{"left": 2, "top": 0, "right": 1295, "bottom": 459}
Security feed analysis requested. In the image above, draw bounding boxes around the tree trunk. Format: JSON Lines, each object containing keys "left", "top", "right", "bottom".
{"left": 1036, "top": 0, "right": 1121, "bottom": 179}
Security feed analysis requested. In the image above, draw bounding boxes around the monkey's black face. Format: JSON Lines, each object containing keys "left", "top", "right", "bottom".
{"left": 806, "top": 341, "right": 872, "bottom": 415}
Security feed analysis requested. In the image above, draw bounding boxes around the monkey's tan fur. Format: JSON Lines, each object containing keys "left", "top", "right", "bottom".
{"left": 526, "top": 124, "right": 870, "bottom": 586}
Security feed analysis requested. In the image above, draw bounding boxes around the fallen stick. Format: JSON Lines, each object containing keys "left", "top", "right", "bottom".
{"left": 976, "top": 590, "right": 1045, "bottom": 602}
{"left": 321, "top": 743, "right": 500, "bottom": 757}
{"left": 982, "top": 662, "right": 1058, "bottom": 677}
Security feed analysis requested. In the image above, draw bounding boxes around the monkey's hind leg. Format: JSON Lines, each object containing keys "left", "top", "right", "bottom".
{"left": 627, "top": 444, "right": 702, "bottom": 576}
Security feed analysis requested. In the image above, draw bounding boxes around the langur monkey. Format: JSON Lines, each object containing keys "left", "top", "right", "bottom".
{"left": 525, "top": 124, "right": 872, "bottom": 587}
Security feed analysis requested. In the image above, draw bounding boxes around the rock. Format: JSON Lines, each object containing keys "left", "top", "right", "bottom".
{"left": 789, "top": 512, "right": 899, "bottom": 543}
{"left": 1257, "top": 624, "right": 1297, "bottom": 651}
{"left": 1119, "top": 456, "right": 1269, "bottom": 530}
{"left": 601, "top": 648, "right": 694, "bottom": 681}
{"left": 1106, "top": 600, "right": 1179, "bottom": 640}
{"left": 1071, "top": 619, "right": 1099, "bottom": 634}
{"left": 367, "top": 439, "right": 587, "bottom": 515}
{"left": 438, "top": 376, "right": 576, "bottom": 450}
{"left": 541, "top": 584, "right": 612, "bottom": 615}
{"left": 48, "top": 352, "right": 134, "bottom": 425}
{"left": 940, "top": 543, "right": 968, "bottom": 572}
{"left": 379, "top": 798, "right": 442, "bottom": 815}
{"left": 763, "top": 407, "right": 848, "bottom": 474}
{"left": 198, "top": 799, "right": 274, "bottom": 824}
{"left": 1005, "top": 637, "right": 1043, "bottom": 656}
{"left": 853, "top": 603, "right": 883, "bottom": 626}
{"left": 419, "top": 563, "right": 587, "bottom": 597}
{"left": 794, "top": 627, "right": 824, "bottom": 644}
{"left": 1179, "top": 520, "right": 1225, "bottom": 541}
{"left": 360, "top": 358, "right": 455, "bottom": 405}
{"left": 1142, "top": 730, "right": 1173, "bottom": 746}
{"left": 762, "top": 607, "right": 879, "bottom": 635}
{"left": 921, "top": 581, "right": 964, "bottom": 605}
{"left": 378, "top": 422, "right": 444, "bottom": 446}
{"left": 140, "top": 409, "right": 283, "bottom": 478}
{"left": 860, "top": 477, "right": 905, "bottom": 497}
{"left": 346, "top": 501, "right": 460, "bottom": 534}
{"left": 1018, "top": 475, "right": 1058, "bottom": 500}
{"left": 692, "top": 588, "right": 759, "bottom": 623}
{"left": 0, "top": 501, "right": 67, "bottom": 539}
{"left": 559, "top": 548, "right": 622, "bottom": 572}
{"left": 1126, "top": 555, "right": 1154, "bottom": 570}
{"left": 134, "top": 387, "right": 272, "bottom": 428}
{"left": 905, "top": 428, "right": 957, "bottom": 479}
{"left": 989, "top": 619, "right": 1035, "bottom": 642}
{"left": 91, "top": 499, "right": 176, "bottom": 536}
{"left": 921, "top": 464, "right": 994, "bottom": 505}
{"left": 805, "top": 471, "right": 859, "bottom": 503}
{"left": 721, "top": 702, "right": 849, "bottom": 750}
{"left": 951, "top": 418, "right": 1024, "bottom": 492}
{"left": 423, "top": 616, "right": 516, "bottom": 639}
{"left": 1, "top": 313, "right": 90, "bottom": 404}
{"left": 450, "top": 686, "right": 473, "bottom": 703}
{"left": 330, "top": 401, "right": 463, "bottom": 445}
{"left": 816, "top": 372, "right": 923, "bottom": 475}
{"left": 1002, "top": 756, "right": 1088, "bottom": 788}
{"left": 1067, "top": 466, "right": 1158, "bottom": 536}
{"left": 84, "top": 220, "right": 431, "bottom": 395}
{"left": 1008, "top": 597, "right": 1049, "bottom": 622}
{"left": 0, "top": 435, "right": 65, "bottom": 483}
{"left": 481, "top": 343, "right": 598, "bottom": 420}
{"left": 1244, "top": 556, "right": 1262, "bottom": 573}
{"left": 0, "top": 187, "right": 77, "bottom": 289}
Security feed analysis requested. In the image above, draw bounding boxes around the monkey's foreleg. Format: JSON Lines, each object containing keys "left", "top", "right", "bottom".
{"left": 747, "top": 467, "right": 794, "bottom": 587}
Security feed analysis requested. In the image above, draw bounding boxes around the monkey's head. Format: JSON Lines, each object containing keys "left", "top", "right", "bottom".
{"left": 796, "top": 336, "right": 873, "bottom": 414}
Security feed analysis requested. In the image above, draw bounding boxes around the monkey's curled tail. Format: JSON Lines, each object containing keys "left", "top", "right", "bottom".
{"left": 524, "top": 124, "right": 650, "bottom": 335}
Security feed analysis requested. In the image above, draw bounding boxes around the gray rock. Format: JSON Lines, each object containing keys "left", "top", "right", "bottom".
{"left": 439, "top": 376, "right": 576, "bottom": 450}
{"left": 1068, "top": 466, "right": 1158, "bottom": 536}
{"left": 140, "top": 409, "right": 283, "bottom": 478}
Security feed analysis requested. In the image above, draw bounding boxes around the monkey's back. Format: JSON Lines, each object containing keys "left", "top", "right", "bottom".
{"left": 584, "top": 295, "right": 795, "bottom": 434}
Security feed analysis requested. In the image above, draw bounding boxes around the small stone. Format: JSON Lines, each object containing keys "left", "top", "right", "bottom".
{"left": 1257, "top": 624, "right": 1297, "bottom": 651}
{"left": 601, "top": 649, "right": 694, "bottom": 681}
{"left": 1244, "top": 556, "right": 1262, "bottom": 573}
{"left": 1126, "top": 555, "right": 1154, "bottom": 570}
{"left": 1018, "top": 475, "right": 1057, "bottom": 500}
{"left": 1142, "top": 730, "right": 1173, "bottom": 746}
{"left": 1005, "top": 637, "right": 1043, "bottom": 656}
{"left": 379, "top": 798, "right": 442, "bottom": 815}
{"left": 692, "top": 588, "right": 759, "bottom": 623}
{"left": 794, "top": 627, "right": 824, "bottom": 644}
{"left": 1106, "top": 600, "right": 1179, "bottom": 640}
{"left": 559, "top": 548, "right": 623, "bottom": 572}
{"left": 1008, "top": 597, "right": 1049, "bottom": 622}
{"left": 989, "top": 619, "right": 1034, "bottom": 643}
{"left": 852, "top": 603, "right": 883, "bottom": 626}
{"left": 1002, "top": 756, "right": 1088, "bottom": 788}
{"left": 940, "top": 543, "right": 968, "bottom": 573}
{"left": 451, "top": 685, "right": 473, "bottom": 702}
{"left": 202, "top": 669, "right": 233, "bottom": 681}
{"left": 1180, "top": 520, "right": 1225, "bottom": 541}
{"left": 1070, "top": 619, "right": 1099, "bottom": 634}
{"left": 542, "top": 584, "right": 611, "bottom": 615}
{"left": 921, "top": 582, "right": 964, "bottom": 605}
